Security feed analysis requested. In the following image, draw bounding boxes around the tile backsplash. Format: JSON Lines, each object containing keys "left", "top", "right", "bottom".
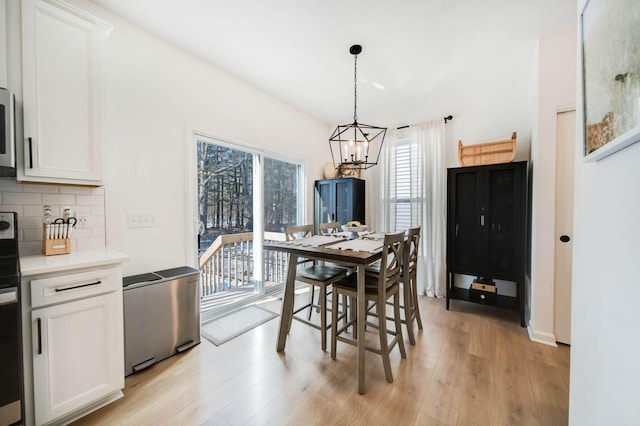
{"left": 0, "top": 180, "right": 106, "bottom": 255}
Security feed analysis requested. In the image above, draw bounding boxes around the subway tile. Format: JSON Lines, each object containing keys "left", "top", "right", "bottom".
{"left": 22, "top": 184, "right": 59, "bottom": 194}
{"left": 71, "top": 228, "right": 91, "bottom": 239}
{"left": 19, "top": 216, "right": 44, "bottom": 230}
{"left": 59, "top": 186, "right": 92, "bottom": 195}
{"left": 91, "top": 205, "right": 105, "bottom": 216}
{"left": 77, "top": 237, "right": 106, "bottom": 250}
{"left": 3, "top": 192, "right": 41, "bottom": 205}
{"left": 0, "top": 205, "right": 24, "bottom": 215}
{"left": 23, "top": 205, "right": 44, "bottom": 217}
{"left": 19, "top": 241, "right": 42, "bottom": 256}
{"left": 92, "top": 226, "right": 106, "bottom": 237}
{"left": 24, "top": 228, "right": 43, "bottom": 242}
{"left": 0, "top": 180, "right": 23, "bottom": 192}
{"left": 42, "top": 194, "right": 76, "bottom": 206}
{"left": 72, "top": 206, "right": 91, "bottom": 216}
{"left": 91, "top": 187, "right": 105, "bottom": 195}
{"left": 76, "top": 195, "right": 104, "bottom": 206}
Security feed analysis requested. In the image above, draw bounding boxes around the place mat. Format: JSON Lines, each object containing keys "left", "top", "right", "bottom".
{"left": 362, "top": 232, "right": 386, "bottom": 240}
{"left": 285, "top": 235, "right": 341, "bottom": 247}
{"left": 201, "top": 305, "right": 278, "bottom": 346}
{"left": 329, "top": 238, "right": 384, "bottom": 253}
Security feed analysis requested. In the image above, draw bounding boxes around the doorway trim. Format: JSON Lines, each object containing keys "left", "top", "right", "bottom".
{"left": 184, "top": 121, "right": 308, "bottom": 281}
{"left": 184, "top": 122, "right": 267, "bottom": 269}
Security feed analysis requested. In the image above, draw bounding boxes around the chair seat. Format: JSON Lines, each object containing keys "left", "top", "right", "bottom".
{"left": 297, "top": 265, "right": 348, "bottom": 282}
{"left": 333, "top": 271, "right": 393, "bottom": 294}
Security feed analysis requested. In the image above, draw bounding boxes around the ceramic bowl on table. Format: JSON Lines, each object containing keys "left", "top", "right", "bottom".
{"left": 341, "top": 224, "right": 368, "bottom": 239}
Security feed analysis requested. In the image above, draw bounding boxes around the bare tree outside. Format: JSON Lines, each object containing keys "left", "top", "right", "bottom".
{"left": 264, "top": 157, "right": 299, "bottom": 232}
{"left": 198, "top": 140, "right": 300, "bottom": 254}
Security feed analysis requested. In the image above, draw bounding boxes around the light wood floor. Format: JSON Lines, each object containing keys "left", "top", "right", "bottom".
{"left": 73, "top": 295, "right": 569, "bottom": 426}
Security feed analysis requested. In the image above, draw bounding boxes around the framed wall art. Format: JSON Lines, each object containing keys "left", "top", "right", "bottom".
{"left": 581, "top": 0, "right": 640, "bottom": 162}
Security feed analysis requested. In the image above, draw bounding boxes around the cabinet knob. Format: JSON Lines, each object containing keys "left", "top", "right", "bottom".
{"left": 559, "top": 235, "right": 571, "bottom": 243}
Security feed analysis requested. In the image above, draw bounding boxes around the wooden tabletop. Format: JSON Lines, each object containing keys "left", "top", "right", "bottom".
{"left": 263, "top": 240, "right": 382, "bottom": 265}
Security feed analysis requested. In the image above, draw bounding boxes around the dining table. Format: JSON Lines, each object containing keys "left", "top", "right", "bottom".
{"left": 263, "top": 232, "right": 386, "bottom": 394}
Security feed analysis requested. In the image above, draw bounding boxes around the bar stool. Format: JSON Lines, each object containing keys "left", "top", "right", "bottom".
{"left": 330, "top": 232, "right": 407, "bottom": 383}
{"left": 285, "top": 224, "right": 349, "bottom": 351}
{"left": 365, "top": 227, "right": 423, "bottom": 345}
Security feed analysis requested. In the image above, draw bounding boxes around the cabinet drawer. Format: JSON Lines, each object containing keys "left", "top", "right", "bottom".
{"left": 30, "top": 268, "right": 119, "bottom": 308}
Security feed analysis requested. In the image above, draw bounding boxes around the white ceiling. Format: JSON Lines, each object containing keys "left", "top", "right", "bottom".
{"left": 90, "top": 0, "right": 577, "bottom": 127}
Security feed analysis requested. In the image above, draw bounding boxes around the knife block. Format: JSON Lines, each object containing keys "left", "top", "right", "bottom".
{"left": 43, "top": 226, "right": 71, "bottom": 256}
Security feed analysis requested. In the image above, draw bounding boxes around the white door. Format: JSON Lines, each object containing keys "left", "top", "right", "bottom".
{"left": 554, "top": 109, "right": 575, "bottom": 344}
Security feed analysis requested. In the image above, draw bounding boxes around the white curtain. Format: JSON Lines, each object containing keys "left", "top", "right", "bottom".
{"left": 375, "top": 120, "right": 446, "bottom": 297}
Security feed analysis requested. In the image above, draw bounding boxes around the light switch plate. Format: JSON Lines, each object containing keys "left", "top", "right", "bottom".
{"left": 127, "top": 214, "right": 158, "bottom": 228}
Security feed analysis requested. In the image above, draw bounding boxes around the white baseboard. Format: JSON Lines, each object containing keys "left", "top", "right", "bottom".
{"left": 527, "top": 326, "right": 558, "bottom": 347}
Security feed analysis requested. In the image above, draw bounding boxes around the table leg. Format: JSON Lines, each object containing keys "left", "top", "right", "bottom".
{"left": 357, "top": 264, "right": 366, "bottom": 394}
{"left": 276, "top": 253, "right": 298, "bottom": 352}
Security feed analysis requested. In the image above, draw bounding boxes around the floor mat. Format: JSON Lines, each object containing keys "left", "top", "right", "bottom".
{"left": 201, "top": 305, "right": 279, "bottom": 346}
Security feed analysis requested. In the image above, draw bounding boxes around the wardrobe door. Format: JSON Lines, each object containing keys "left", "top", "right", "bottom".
{"left": 448, "top": 169, "right": 482, "bottom": 273}
{"left": 485, "top": 166, "right": 518, "bottom": 276}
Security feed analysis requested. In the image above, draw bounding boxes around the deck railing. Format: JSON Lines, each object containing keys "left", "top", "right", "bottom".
{"left": 199, "top": 231, "right": 288, "bottom": 298}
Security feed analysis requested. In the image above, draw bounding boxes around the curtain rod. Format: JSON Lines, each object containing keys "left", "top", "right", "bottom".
{"left": 396, "top": 115, "right": 453, "bottom": 130}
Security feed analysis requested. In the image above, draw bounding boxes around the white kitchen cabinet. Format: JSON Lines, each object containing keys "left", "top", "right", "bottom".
{"left": 20, "top": 249, "right": 129, "bottom": 426}
{"left": 19, "top": 0, "right": 111, "bottom": 186}
{"left": 31, "top": 291, "right": 122, "bottom": 425}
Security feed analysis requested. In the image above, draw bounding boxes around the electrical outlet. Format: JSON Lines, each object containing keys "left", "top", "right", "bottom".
{"left": 76, "top": 215, "right": 89, "bottom": 228}
{"left": 127, "top": 214, "right": 158, "bottom": 228}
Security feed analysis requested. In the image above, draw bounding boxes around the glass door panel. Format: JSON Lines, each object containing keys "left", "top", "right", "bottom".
{"left": 197, "top": 140, "right": 255, "bottom": 297}
{"left": 335, "top": 180, "right": 350, "bottom": 225}
{"left": 263, "top": 157, "right": 300, "bottom": 232}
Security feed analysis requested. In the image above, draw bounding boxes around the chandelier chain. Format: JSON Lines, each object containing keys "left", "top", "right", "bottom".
{"left": 353, "top": 54, "right": 358, "bottom": 123}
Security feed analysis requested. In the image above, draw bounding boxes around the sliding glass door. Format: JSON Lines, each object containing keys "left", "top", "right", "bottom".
{"left": 195, "top": 134, "right": 303, "bottom": 302}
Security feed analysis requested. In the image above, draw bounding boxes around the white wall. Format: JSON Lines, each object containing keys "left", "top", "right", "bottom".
{"left": 569, "top": 1, "right": 640, "bottom": 424}
{"left": 529, "top": 27, "right": 577, "bottom": 345}
{"left": 63, "top": 1, "right": 332, "bottom": 275}
{"left": 0, "top": 2, "right": 7, "bottom": 88}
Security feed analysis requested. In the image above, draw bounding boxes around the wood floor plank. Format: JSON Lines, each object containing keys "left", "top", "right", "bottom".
{"left": 72, "top": 296, "right": 570, "bottom": 426}
{"left": 453, "top": 353, "right": 494, "bottom": 425}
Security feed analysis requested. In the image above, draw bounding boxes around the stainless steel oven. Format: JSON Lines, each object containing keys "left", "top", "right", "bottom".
{"left": 0, "top": 212, "right": 22, "bottom": 426}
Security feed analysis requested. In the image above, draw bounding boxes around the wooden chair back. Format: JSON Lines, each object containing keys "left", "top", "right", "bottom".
{"left": 379, "top": 232, "right": 404, "bottom": 294}
{"left": 285, "top": 224, "right": 314, "bottom": 241}
{"left": 404, "top": 227, "right": 421, "bottom": 278}
{"left": 317, "top": 222, "right": 340, "bottom": 235}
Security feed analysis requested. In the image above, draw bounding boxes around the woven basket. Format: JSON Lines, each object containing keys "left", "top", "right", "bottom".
{"left": 458, "top": 132, "right": 516, "bottom": 166}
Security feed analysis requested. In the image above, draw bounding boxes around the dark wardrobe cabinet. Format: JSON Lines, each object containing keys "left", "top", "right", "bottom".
{"left": 314, "top": 178, "right": 365, "bottom": 232}
{"left": 446, "top": 161, "right": 527, "bottom": 326}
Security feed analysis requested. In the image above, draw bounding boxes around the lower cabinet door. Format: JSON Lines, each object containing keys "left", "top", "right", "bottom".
{"left": 32, "top": 292, "right": 123, "bottom": 425}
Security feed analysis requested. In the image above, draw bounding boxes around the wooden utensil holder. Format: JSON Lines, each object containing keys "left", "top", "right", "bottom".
{"left": 43, "top": 226, "right": 71, "bottom": 256}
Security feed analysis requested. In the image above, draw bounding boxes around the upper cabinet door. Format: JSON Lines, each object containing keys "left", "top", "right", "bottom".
{"left": 20, "top": 0, "right": 111, "bottom": 185}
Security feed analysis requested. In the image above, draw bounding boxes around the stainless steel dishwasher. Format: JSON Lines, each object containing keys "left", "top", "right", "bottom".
{"left": 123, "top": 266, "right": 200, "bottom": 376}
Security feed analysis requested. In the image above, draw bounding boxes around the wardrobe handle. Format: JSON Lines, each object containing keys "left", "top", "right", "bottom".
{"left": 36, "top": 318, "right": 42, "bottom": 355}
{"left": 28, "top": 137, "right": 33, "bottom": 168}
{"left": 480, "top": 215, "right": 485, "bottom": 226}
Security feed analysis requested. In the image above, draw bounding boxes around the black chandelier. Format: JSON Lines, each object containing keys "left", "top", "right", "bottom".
{"left": 329, "top": 44, "right": 386, "bottom": 171}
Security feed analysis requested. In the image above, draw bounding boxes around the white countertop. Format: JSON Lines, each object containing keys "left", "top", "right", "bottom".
{"left": 20, "top": 248, "right": 130, "bottom": 277}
